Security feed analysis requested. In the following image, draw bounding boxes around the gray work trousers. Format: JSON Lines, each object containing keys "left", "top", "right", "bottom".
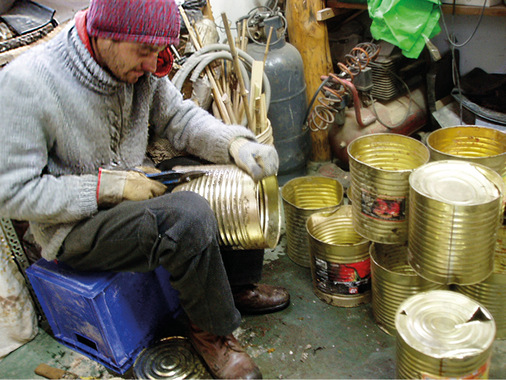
{"left": 57, "top": 191, "right": 242, "bottom": 336}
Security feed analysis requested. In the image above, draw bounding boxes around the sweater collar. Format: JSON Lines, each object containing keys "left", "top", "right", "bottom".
{"left": 60, "top": 14, "right": 124, "bottom": 95}
{"left": 75, "top": 10, "right": 95, "bottom": 59}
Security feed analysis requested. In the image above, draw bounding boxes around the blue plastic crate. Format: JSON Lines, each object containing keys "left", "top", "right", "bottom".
{"left": 26, "top": 259, "right": 181, "bottom": 374}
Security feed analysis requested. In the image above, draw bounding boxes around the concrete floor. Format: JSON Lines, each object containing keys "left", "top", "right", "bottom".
{"left": 0, "top": 224, "right": 505, "bottom": 379}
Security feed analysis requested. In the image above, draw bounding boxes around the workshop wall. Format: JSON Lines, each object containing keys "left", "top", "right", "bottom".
{"left": 431, "top": 15, "right": 506, "bottom": 75}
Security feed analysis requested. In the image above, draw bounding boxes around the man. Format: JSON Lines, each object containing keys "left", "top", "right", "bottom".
{"left": 0, "top": 0, "right": 289, "bottom": 378}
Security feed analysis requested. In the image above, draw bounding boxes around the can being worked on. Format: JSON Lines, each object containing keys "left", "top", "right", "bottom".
{"left": 408, "top": 160, "right": 505, "bottom": 285}
{"left": 306, "top": 205, "right": 371, "bottom": 307}
{"left": 172, "top": 165, "right": 282, "bottom": 250}
{"left": 395, "top": 290, "right": 496, "bottom": 379}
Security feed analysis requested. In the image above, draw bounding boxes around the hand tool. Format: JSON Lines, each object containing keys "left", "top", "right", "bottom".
{"left": 146, "top": 170, "right": 207, "bottom": 186}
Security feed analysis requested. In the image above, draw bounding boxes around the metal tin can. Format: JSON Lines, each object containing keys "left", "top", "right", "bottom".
{"left": 427, "top": 125, "right": 506, "bottom": 178}
{"left": 395, "top": 290, "right": 496, "bottom": 379}
{"left": 370, "top": 243, "right": 448, "bottom": 336}
{"left": 455, "top": 224, "right": 506, "bottom": 339}
{"left": 306, "top": 205, "right": 371, "bottom": 307}
{"left": 172, "top": 165, "right": 281, "bottom": 249}
{"left": 281, "top": 176, "right": 344, "bottom": 267}
{"left": 347, "top": 133, "right": 430, "bottom": 244}
{"left": 133, "top": 336, "right": 210, "bottom": 379}
{"left": 408, "top": 160, "right": 505, "bottom": 285}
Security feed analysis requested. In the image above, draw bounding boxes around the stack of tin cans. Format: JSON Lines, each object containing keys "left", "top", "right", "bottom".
{"left": 343, "top": 127, "right": 506, "bottom": 378}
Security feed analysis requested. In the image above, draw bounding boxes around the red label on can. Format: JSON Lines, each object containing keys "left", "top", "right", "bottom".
{"left": 360, "top": 189, "right": 406, "bottom": 221}
{"left": 314, "top": 257, "right": 371, "bottom": 295}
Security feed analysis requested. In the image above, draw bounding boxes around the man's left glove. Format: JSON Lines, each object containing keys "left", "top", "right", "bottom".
{"left": 229, "top": 137, "right": 279, "bottom": 182}
{"left": 97, "top": 168, "right": 167, "bottom": 207}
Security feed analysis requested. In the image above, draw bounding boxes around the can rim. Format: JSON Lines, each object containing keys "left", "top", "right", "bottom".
{"left": 427, "top": 125, "right": 506, "bottom": 160}
{"left": 347, "top": 133, "right": 430, "bottom": 173}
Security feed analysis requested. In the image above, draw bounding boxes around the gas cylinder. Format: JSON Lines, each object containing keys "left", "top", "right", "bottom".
{"left": 247, "top": 15, "right": 310, "bottom": 185}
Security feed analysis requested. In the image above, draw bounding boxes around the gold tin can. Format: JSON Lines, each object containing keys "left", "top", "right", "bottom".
{"left": 395, "top": 290, "right": 496, "bottom": 379}
{"left": 281, "top": 176, "right": 344, "bottom": 267}
{"left": 347, "top": 133, "right": 430, "bottom": 244}
{"left": 455, "top": 224, "right": 506, "bottom": 339}
{"left": 172, "top": 165, "right": 281, "bottom": 249}
{"left": 133, "top": 336, "right": 210, "bottom": 379}
{"left": 427, "top": 125, "right": 506, "bottom": 178}
{"left": 408, "top": 160, "right": 505, "bottom": 285}
{"left": 306, "top": 205, "right": 371, "bottom": 307}
{"left": 370, "top": 243, "right": 447, "bottom": 336}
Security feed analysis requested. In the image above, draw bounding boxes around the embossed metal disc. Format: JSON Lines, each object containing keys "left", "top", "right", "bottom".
{"left": 133, "top": 336, "right": 210, "bottom": 379}
{"left": 395, "top": 290, "right": 496, "bottom": 359}
{"left": 410, "top": 160, "right": 501, "bottom": 205}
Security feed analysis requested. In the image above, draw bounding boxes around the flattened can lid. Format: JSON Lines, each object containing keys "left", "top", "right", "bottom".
{"left": 395, "top": 290, "right": 496, "bottom": 359}
{"left": 133, "top": 336, "right": 210, "bottom": 379}
{"left": 410, "top": 160, "right": 502, "bottom": 205}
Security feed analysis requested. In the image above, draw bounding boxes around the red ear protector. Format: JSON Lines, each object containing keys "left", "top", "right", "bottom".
{"left": 155, "top": 47, "right": 174, "bottom": 78}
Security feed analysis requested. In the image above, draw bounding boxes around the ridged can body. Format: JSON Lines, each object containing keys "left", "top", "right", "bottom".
{"left": 370, "top": 243, "right": 448, "bottom": 335}
{"left": 281, "top": 176, "right": 344, "bottom": 267}
{"left": 307, "top": 205, "right": 371, "bottom": 307}
{"left": 408, "top": 160, "right": 505, "bottom": 285}
{"left": 347, "top": 134, "right": 430, "bottom": 244}
{"left": 427, "top": 125, "right": 506, "bottom": 178}
{"left": 172, "top": 165, "right": 281, "bottom": 249}
{"left": 395, "top": 290, "right": 496, "bottom": 379}
{"left": 455, "top": 223, "right": 506, "bottom": 339}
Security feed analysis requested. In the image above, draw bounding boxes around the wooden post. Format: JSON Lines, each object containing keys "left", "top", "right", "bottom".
{"left": 285, "top": 0, "right": 334, "bottom": 162}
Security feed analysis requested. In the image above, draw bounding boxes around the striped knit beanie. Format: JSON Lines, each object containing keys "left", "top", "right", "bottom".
{"left": 87, "top": 0, "right": 180, "bottom": 46}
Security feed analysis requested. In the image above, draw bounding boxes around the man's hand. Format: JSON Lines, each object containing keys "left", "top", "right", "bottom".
{"left": 97, "top": 169, "right": 167, "bottom": 207}
{"left": 229, "top": 137, "right": 279, "bottom": 181}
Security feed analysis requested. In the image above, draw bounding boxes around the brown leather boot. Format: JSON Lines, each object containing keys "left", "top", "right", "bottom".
{"left": 232, "top": 284, "right": 290, "bottom": 315}
{"left": 189, "top": 324, "right": 262, "bottom": 379}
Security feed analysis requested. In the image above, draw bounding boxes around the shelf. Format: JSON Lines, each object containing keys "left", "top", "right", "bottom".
{"left": 326, "top": 0, "right": 506, "bottom": 16}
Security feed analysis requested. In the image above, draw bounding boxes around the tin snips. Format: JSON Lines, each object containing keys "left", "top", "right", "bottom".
{"left": 146, "top": 169, "right": 208, "bottom": 186}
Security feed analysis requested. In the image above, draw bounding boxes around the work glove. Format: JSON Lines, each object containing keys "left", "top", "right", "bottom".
{"left": 97, "top": 168, "right": 167, "bottom": 207}
{"left": 229, "top": 137, "right": 279, "bottom": 182}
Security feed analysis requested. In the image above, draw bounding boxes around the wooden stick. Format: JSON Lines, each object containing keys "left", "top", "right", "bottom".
{"left": 221, "top": 12, "right": 254, "bottom": 130}
{"left": 179, "top": 6, "right": 231, "bottom": 124}
{"left": 263, "top": 26, "right": 274, "bottom": 66}
{"left": 241, "top": 19, "right": 248, "bottom": 51}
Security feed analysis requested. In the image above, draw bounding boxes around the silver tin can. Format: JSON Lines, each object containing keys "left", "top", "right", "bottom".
{"left": 133, "top": 336, "right": 210, "bottom": 379}
{"left": 347, "top": 133, "right": 429, "bottom": 244}
{"left": 455, "top": 223, "right": 506, "bottom": 339}
{"left": 370, "top": 243, "right": 447, "bottom": 335}
{"left": 281, "top": 176, "right": 344, "bottom": 267}
{"left": 307, "top": 205, "right": 371, "bottom": 307}
{"left": 408, "top": 160, "right": 505, "bottom": 285}
{"left": 172, "top": 165, "right": 281, "bottom": 250}
{"left": 395, "top": 290, "right": 496, "bottom": 379}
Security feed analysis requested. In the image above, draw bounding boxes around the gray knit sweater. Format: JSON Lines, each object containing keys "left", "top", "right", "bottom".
{"left": 0, "top": 23, "right": 256, "bottom": 261}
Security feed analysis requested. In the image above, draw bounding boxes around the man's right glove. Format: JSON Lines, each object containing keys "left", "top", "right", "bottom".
{"left": 97, "top": 168, "right": 167, "bottom": 207}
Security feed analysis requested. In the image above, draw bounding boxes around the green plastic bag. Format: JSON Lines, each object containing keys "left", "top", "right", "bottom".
{"left": 367, "top": 0, "right": 441, "bottom": 58}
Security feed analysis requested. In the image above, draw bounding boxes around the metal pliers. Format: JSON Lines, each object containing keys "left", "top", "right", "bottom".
{"left": 146, "top": 170, "right": 207, "bottom": 186}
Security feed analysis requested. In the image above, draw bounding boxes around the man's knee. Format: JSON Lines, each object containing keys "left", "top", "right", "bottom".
{"left": 151, "top": 192, "right": 219, "bottom": 248}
